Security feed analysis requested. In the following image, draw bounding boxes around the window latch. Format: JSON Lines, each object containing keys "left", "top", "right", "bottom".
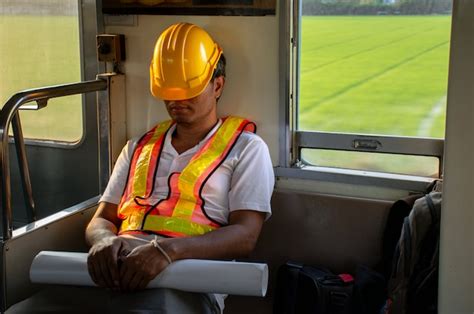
{"left": 352, "top": 139, "right": 382, "bottom": 150}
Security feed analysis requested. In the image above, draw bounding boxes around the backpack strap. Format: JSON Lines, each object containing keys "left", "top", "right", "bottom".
{"left": 425, "top": 194, "right": 440, "bottom": 227}
{"left": 381, "top": 194, "right": 423, "bottom": 280}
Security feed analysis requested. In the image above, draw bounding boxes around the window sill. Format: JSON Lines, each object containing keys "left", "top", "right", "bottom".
{"left": 274, "top": 166, "right": 434, "bottom": 199}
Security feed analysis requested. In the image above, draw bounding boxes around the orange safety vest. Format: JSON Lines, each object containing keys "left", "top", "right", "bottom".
{"left": 117, "top": 116, "right": 256, "bottom": 238}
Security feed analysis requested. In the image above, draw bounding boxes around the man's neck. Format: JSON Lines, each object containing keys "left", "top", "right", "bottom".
{"left": 172, "top": 118, "right": 218, "bottom": 154}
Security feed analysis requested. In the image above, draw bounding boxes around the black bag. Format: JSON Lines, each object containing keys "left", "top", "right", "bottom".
{"left": 274, "top": 261, "right": 354, "bottom": 314}
{"left": 350, "top": 264, "right": 387, "bottom": 314}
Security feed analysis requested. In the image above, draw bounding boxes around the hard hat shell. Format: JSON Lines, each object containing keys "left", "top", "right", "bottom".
{"left": 150, "top": 22, "right": 223, "bottom": 100}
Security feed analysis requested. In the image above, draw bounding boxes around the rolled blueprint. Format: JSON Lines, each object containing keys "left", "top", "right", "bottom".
{"left": 30, "top": 251, "right": 268, "bottom": 296}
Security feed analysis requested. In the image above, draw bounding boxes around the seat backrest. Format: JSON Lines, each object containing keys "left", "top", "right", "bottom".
{"left": 226, "top": 189, "right": 392, "bottom": 314}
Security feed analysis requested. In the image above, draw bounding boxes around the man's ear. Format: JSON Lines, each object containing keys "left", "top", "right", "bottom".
{"left": 213, "top": 76, "right": 225, "bottom": 99}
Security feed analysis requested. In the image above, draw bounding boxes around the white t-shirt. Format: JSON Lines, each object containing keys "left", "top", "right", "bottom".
{"left": 100, "top": 119, "right": 274, "bottom": 224}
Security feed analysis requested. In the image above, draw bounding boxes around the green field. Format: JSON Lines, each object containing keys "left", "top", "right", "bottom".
{"left": 299, "top": 16, "right": 451, "bottom": 176}
{"left": 300, "top": 16, "right": 451, "bottom": 138}
{"left": 0, "top": 15, "right": 81, "bottom": 141}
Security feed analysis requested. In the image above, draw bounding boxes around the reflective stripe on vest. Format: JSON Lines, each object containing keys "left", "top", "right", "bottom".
{"left": 118, "top": 116, "right": 256, "bottom": 237}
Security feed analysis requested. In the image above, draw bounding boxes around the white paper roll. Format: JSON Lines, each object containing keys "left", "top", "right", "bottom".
{"left": 30, "top": 251, "right": 268, "bottom": 296}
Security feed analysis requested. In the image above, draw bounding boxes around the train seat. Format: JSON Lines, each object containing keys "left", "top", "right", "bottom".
{"left": 226, "top": 189, "right": 392, "bottom": 314}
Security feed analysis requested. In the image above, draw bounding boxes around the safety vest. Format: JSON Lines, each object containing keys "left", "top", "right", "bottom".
{"left": 118, "top": 116, "right": 256, "bottom": 238}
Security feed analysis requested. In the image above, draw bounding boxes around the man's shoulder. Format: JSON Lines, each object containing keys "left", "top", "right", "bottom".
{"left": 233, "top": 131, "right": 270, "bottom": 159}
{"left": 238, "top": 131, "right": 266, "bottom": 146}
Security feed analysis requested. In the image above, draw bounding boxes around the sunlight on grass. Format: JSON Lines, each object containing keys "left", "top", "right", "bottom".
{"left": 299, "top": 16, "right": 451, "bottom": 176}
{"left": 299, "top": 16, "right": 450, "bottom": 138}
{"left": 0, "top": 15, "right": 82, "bottom": 142}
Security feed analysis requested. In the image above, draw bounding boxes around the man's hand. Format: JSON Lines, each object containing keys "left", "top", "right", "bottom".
{"left": 87, "top": 236, "right": 131, "bottom": 289}
{"left": 118, "top": 242, "right": 170, "bottom": 292}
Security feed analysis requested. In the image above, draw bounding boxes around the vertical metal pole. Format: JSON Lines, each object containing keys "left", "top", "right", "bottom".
{"left": 97, "top": 74, "right": 112, "bottom": 193}
{"left": 292, "top": 0, "right": 302, "bottom": 166}
{"left": 11, "top": 114, "right": 36, "bottom": 223}
{"left": 279, "top": 0, "right": 292, "bottom": 168}
{"left": 0, "top": 122, "right": 13, "bottom": 241}
{"left": 80, "top": 0, "right": 106, "bottom": 197}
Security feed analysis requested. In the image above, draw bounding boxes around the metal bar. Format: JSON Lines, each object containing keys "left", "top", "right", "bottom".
{"left": 296, "top": 131, "right": 444, "bottom": 158}
{"left": 96, "top": 74, "right": 113, "bottom": 193}
{"left": 0, "top": 79, "right": 108, "bottom": 240}
{"left": 290, "top": 0, "right": 301, "bottom": 167}
{"left": 278, "top": 0, "right": 292, "bottom": 168}
{"left": 11, "top": 114, "right": 36, "bottom": 223}
{"left": 80, "top": 0, "right": 105, "bottom": 81}
{"left": 293, "top": 0, "right": 301, "bottom": 131}
{"left": 12, "top": 196, "right": 100, "bottom": 239}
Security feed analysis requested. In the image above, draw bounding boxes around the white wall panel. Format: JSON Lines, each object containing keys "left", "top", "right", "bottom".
{"left": 439, "top": 0, "right": 474, "bottom": 313}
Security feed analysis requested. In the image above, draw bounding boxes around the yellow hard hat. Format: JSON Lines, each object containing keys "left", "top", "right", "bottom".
{"left": 150, "top": 22, "right": 223, "bottom": 100}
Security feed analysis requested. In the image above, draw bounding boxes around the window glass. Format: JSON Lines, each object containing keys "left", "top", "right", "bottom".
{"left": 297, "top": 0, "right": 451, "bottom": 176}
{"left": 299, "top": 0, "right": 452, "bottom": 139}
{"left": 302, "top": 148, "right": 439, "bottom": 177}
{"left": 0, "top": 0, "right": 82, "bottom": 142}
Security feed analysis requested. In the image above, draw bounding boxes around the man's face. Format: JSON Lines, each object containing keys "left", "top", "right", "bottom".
{"left": 163, "top": 76, "right": 225, "bottom": 125}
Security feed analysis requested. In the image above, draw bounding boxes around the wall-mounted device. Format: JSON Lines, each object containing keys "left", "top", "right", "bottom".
{"left": 96, "top": 34, "right": 126, "bottom": 63}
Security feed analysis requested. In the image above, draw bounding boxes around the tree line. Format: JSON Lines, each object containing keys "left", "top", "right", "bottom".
{"left": 302, "top": 0, "right": 452, "bottom": 15}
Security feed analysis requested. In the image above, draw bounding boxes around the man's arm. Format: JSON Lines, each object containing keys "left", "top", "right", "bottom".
{"left": 118, "top": 210, "right": 265, "bottom": 291}
{"left": 162, "top": 210, "right": 265, "bottom": 260}
{"left": 86, "top": 202, "right": 121, "bottom": 245}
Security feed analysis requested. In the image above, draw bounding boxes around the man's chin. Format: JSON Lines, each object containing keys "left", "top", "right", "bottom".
{"left": 170, "top": 115, "right": 193, "bottom": 124}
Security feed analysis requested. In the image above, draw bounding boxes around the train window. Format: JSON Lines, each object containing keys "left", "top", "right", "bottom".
{"left": 292, "top": 0, "right": 452, "bottom": 178}
{"left": 0, "top": 0, "right": 82, "bottom": 142}
{"left": 301, "top": 149, "right": 439, "bottom": 178}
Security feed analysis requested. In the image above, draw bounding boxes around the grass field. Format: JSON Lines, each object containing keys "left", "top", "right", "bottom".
{"left": 0, "top": 15, "right": 82, "bottom": 141}
{"left": 299, "top": 16, "right": 451, "bottom": 176}
{"left": 299, "top": 16, "right": 451, "bottom": 138}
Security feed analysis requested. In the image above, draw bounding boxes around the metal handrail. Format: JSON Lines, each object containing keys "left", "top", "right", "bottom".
{"left": 11, "top": 114, "right": 35, "bottom": 223}
{"left": 0, "top": 79, "right": 108, "bottom": 240}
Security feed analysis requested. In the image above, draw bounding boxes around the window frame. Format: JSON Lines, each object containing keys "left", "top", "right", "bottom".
{"left": 277, "top": 0, "right": 446, "bottom": 191}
